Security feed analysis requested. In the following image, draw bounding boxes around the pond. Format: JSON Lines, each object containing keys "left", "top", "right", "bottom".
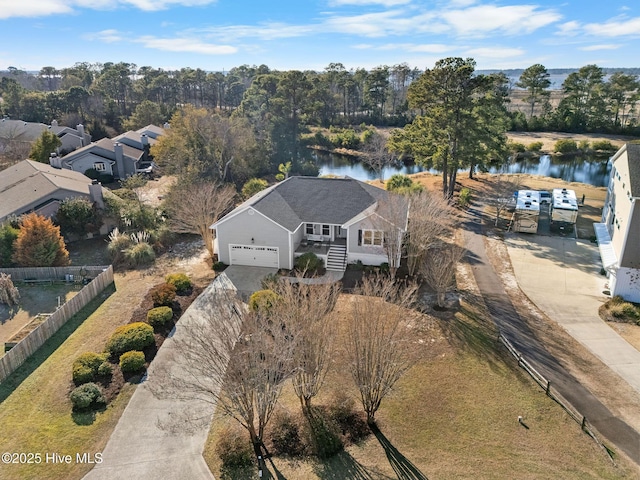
{"left": 310, "top": 150, "right": 612, "bottom": 187}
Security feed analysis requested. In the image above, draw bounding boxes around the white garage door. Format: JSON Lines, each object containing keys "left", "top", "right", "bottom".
{"left": 229, "top": 245, "right": 279, "bottom": 268}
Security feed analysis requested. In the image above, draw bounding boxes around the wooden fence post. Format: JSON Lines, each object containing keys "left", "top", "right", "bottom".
{"left": 581, "top": 416, "right": 587, "bottom": 431}
{"left": 546, "top": 381, "right": 551, "bottom": 396}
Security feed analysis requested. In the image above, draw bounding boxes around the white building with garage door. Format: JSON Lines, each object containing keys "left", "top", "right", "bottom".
{"left": 211, "top": 176, "right": 408, "bottom": 272}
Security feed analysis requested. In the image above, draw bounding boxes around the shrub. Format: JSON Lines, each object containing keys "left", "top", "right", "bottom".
{"left": 97, "top": 361, "right": 113, "bottom": 377}
{"left": 55, "top": 197, "right": 103, "bottom": 237}
{"left": 150, "top": 283, "right": 177, "bottom": 307}
{"left": 215, "top": 426, "right": 254, "bottom": 469}
{"left": 165, "top": 273, "right": 192, "bottom": 294}
{"left": 124, "top": 241, "right": 156, "bottom": 267}
{"left": 592, "top": 140, "right": 616, "bottom": 151}
{"left": 385, "top": 174, "right": 413, "bottom": 192}
{"left": 241, "top": 178, "right": 269, "bottom": 199}
{"left": 248, "top": 290, "right": 281, "bottom": 312}
{"left": 147, "top": 306, "right": 173, "bottom": 329}
{"left": 306, "top": 410, "right": 343, "bottom": 458}
{"left": 527, "top": 141, "right": 544, "bottom": 152}
{"left": 0, "top": 273, "right": 20, "bottom": 306}
{"left": 98, "top": 173, "right": 114, "bottom": 184}
{"left": 270, "top": 411, "right": 305, "bottom": 456}
{"left": 105, "top": 322, "right": 155, "bottom": 356}
{"left": 507, "top": 141, "right": 526, "bottom": 153}
{"left": 327, "top": 393, "right": 371, "bottom": 444}
{"left": 0, "top": 222, "right": 19, "bottom": 267}
{"left": 212, "top": 261, "right": 227, "bottom": 272}
{"left": 458, "top": 187, "right": 472, "bottom": 208}
{"left": 295, "top": 252, "right": 323, "bottom": 272}
{"left": 107, "top": 227, "right": 132, "bottom": 261}
{"left": 12, "top": 213, "right": 69, "bottom": 267}
{"left": 119, "top": 350, "right": 146, "bottom": 373}
{"left": 84, "top": 168, "right": 100, "bottom": 180}
{"left": 379, "top": 262, "right": 390, "bottom": 274}
{"left": 72, "top": 352, "right": 107, "bottom": 385}
{"left": 554, "top": 139, "right": 578, "bottom": 154}
{"left": 70, "top": 383, "right": 106, "bottom": 411}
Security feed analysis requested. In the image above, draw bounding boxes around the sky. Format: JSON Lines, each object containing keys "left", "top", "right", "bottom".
{"left": 0, "top": 0, "right": 639, "bottom": 73}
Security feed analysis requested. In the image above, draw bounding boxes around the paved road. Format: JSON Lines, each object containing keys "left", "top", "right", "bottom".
{"left": 463, "top": 204, "right": 640, "bottom": 465}
{"left": 83, "top": 274, "right": 238, "bottom": 480}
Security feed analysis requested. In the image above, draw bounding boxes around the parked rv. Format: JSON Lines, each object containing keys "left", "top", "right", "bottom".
{"left": 550, "top": 188, "right": 578, "bottom": 231}
{"left": 513, "top": 190, "right": 540, "bottom": 233}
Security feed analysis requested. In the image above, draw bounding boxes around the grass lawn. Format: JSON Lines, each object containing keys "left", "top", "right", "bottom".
{"left": 0, "top": 270, "right": 162, "bottom": 480}
{"left": 203, "top": 291, "right": 635, "bottom": 479}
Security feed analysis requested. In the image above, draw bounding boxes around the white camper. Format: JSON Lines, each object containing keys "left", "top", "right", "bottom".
{"left": 513, "top": 190, "right": 540, "bottom": 233}
{"left": 550, "top": 188, "right": 578, "bottom": 231}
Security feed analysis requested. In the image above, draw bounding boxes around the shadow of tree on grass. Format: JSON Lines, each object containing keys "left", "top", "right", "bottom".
{"left": 372, "top": 425, "right": 429, "bottom": 480}
{"left": 315, "top": 450, "right": 377, "bottom": 480}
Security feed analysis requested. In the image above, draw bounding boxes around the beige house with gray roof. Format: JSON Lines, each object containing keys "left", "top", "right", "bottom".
{"left": 211, "top": 176, "right": 408, "bottom": 271}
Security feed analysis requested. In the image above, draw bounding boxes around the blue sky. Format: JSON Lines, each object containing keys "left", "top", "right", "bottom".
{"left": 0, "top": 0, "right": 639, "bottom": 72}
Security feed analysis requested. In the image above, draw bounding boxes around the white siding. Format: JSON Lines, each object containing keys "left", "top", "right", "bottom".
{"left": 611, "top": 267, "right": 640, "bottom": 303}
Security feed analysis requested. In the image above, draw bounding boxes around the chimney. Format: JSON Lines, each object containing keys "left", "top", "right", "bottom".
{"left": 163, "top": 122, "right": 170, "bottom": 130}
{"left": 51, "top": 119, "right": 58, "bottom": 128}
{"left": 76, "top": 124, "right": 87, "bottom": 146}
{"left": 49, "top": 152, "right": 62, "bottom": 169}
{"left": 113, "top": 142, "right": 125, "bottom": 179}
{"left": 88, "top": 179, "right": 104, "bottom": 209}
{"left": 141, "top": 134, "right": 149, "bottom": 147}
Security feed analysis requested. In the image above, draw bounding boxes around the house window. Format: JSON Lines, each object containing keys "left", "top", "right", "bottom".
{"left": 306, "top": 223, "right": 314, "bottom": 235}
{"left": 362, "top": 229, "right": 383, "bottom": 246}
{"left": 322, "top": 224, "right": 330, "bottom": 236}
{"left": 93, "top": 162, "right": 106, "bottom": 171}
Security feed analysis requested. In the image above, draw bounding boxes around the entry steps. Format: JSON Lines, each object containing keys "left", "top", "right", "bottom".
{"left": 326, "top": 245, "right": 347, "bottom": 271}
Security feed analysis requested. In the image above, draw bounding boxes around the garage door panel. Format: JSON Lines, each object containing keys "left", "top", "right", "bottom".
{"left": 229, "top": 244, "right": 279, "bottom": 268}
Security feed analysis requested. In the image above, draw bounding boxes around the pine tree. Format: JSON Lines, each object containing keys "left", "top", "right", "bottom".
{"left": 12, "top": 213, "right": 70, "bottom": 267}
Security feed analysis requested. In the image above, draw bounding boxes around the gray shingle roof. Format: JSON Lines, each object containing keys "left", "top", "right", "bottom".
{"left": 247, "top": 176, "right": 400, "bottom": 231}
{"left": 625, "top": 143, "right": 640, "bottom": 198}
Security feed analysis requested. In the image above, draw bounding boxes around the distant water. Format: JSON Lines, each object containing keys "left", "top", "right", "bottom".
{"left": 312, "top": 151, "right": 611, "bottom": 187}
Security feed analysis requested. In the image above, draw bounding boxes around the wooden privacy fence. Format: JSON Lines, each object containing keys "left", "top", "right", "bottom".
{"left": 0, "top": 266, "right": 114, "bottom": 383}
{"left": 499, "top": 334, "right": 615, "bottom": 464}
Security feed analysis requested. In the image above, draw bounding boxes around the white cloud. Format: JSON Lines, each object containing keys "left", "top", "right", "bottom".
{"left": 358, "top": 42, "right": 452, "bottom": 53}
{"left": 329, "top": 0, "right": 411, "bottom": 5}
{"left": 442, "top": 5, "right": 561, "bottom": 37}
{"left": 135, "top": 36, "right": 237, "bottom": 54}
{"left": 555, "top": 21, "right": 580, "bottom": 36}
{"left": 583, "top": 16, "right": 640, "bottom": 37}
{"left": 0, "top": 0, "right": 72, "bottom": 19}
{"left": 0, "top": 0, "right": 217, "bottom": 18}
{"left": 580, "top": 44, "right": 621, "bottom": 51}
{"left": 86, "top": 29, "right": 124, "bottom": 43}
{"left": 465, "top": 46, "right": 525, "bottom": 58}
{"left": 201, "top": 23, "right": 313, "bottom": 41}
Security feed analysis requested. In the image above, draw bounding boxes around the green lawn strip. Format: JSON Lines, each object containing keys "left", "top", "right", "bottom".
{"left": 0, "top": 281, "right": 140, "bottom": 480}
{"left": 204, "top": 299, "right": 634, "bottom": 479}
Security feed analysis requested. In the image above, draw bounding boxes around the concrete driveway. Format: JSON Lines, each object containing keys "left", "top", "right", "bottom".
{"left": 83, "top": 274, "right": 238, "bottom": 480}
{"left": 222, "top": 265, "right": 278, "bottom": 299}
{"left": 505, "top": 234, "right": 640, "bottom": 395}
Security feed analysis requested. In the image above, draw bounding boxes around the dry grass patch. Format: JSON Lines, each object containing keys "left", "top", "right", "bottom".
{"left": 204, "top": 292, "right": 633, "bottom": 479}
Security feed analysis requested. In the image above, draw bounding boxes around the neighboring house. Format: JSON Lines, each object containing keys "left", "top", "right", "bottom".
{"left": 0, "top": 159, "right": 104, "bottom": 223}
{"left": 211, "top": 176, "right": 408, "bottom": 271}
{"left": 0, "top": 118, "right": 90, "bottom": 155}
{"left": 595, "top": 143, "right": 640, "bottom": 302}
{"left": 55, "top": 125, "right": 164, "bottom": 179}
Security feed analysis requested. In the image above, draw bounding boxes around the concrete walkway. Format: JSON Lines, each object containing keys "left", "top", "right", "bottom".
{"left": 83, "top": 274, "right": 237, "bottom": 480}
{"left": 506, "top": 234, "right": 640, "bottom": 395}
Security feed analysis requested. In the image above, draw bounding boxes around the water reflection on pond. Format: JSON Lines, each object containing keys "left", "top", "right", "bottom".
{"left": 310, "top": 150, "right": 612, "bottom": 187}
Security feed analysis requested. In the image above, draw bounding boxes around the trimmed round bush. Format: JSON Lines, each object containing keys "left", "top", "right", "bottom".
{"left": 72, "top": 352, "right": 107, "bottom": 385}
{"left": 165, "top": 273, "right": 192, "bottom": 294}
{"left": 97, "top": 361, "right": 113, "bottom": 377}
{"left": 554, "top": 139, "right": 578, "bottom": 154}
{"left": 105, "top": 322, "right": 155, "bottom": 356}
{"left": 150, "top": 283, "right": 176, "bottom": 307}
{"left": 119, "top": 350, "right": 146, "bottom": 374}
{"left": 248, "top": 289, "right": 280, "bottom": 312}
{"left": 295, "top": 252, "right": 323, "bottom": 272}
{"left": 270, "top": 411, "right": 305, "bottom": 456}
{"left": 147, "top": 306, "right": 173, "bottom": 330}
{"left": 70, "top": 382, "right": 106, "bottom": 411}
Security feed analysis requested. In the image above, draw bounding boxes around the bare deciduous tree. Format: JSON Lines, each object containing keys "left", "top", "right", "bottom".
{"left": 362, "top": 131, "right": 396, "bottom": 181}
{"left": 347, "top": 275, "right": 418, "bottom": 425}
{"left": 154, "top": 286, "right": 297, "bottom": 469}
{"left": 487, "top": 175, "right": 521, "bottom": 227}
{"left": 0, "top": 273, "right": 19, "bottom": 306}
{"left": 406, "top": 190, "right": 459, "bottom": 277}
{"left": 273, "top": 278, "right": 340, "bottom": 413}
{"left": 421, "top": 241, "right": 465, "bottom": 308}
{"left": 372, "top": 192, "right": 409, "bottom": 277}
{"left": 164, "top": 180, "right": 236, "bottom": 259}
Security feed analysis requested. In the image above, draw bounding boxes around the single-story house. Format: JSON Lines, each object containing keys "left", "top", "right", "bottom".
{"left": 211, "top": 176, "right": 408, "bottom": 271}
{"left": 595, "top": 143, "right": 640, "bottom": 302}
{"left": 0, "top": 159, "right": 104, "bottom": 223}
